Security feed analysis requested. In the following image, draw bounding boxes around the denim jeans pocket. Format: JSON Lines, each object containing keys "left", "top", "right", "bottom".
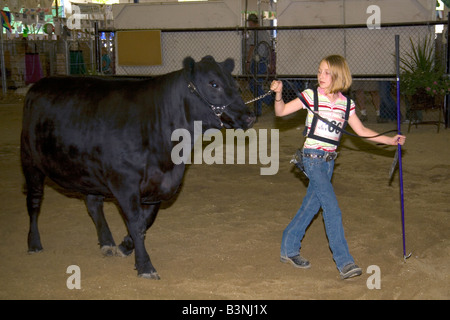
{"left": 304, "top": 156, "right": 323, "bottom": 177}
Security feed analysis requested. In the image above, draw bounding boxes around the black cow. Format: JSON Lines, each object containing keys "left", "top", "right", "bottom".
{"left": 21, "top": 56, "right": 255, "bottom": 279}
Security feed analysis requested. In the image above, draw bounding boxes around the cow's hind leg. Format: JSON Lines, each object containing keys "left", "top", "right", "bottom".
{"left": 85, "top": 194, "right": 118, "bottom": 256}
{"left": 23, "top": 166, "right": 45, "bottom": 253}
{"left": 116, "top": 199, "right": 161, "bottom": 279}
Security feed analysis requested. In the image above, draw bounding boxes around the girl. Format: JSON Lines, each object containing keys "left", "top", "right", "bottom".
{"left": 270, "top": 55, "right": 406, "bottom": 279}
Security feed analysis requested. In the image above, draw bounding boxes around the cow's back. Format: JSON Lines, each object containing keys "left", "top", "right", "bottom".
{"left": 24, "top": 76, "right": 152, "bottom": 123}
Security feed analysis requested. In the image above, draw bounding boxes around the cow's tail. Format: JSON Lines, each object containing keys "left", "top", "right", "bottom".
{"left": 21, "top": 83, "right": 38, "bottom": 164}
{"left": 22, "top": 86, "right": 36, "bottom": 130}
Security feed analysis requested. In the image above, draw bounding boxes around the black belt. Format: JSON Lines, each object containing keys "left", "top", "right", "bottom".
{"left": 302, "top": 151, "right": 338, "bottom": 162}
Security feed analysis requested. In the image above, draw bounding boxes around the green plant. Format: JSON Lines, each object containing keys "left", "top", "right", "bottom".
{"left": 400, "top": 36, "right": 450, "bottom": 97}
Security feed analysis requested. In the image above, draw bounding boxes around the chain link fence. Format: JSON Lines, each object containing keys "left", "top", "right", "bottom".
{"left": 1, "top": 21, "right": 447, "bottom": 126}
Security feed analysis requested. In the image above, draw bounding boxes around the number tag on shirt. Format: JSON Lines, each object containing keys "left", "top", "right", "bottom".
{"left": 308, "top": 112, "right": 346, "bottom": 145}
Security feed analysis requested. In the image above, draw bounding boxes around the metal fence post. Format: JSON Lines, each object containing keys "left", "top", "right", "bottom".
{"left": 0, "top": 29, "right": 7, "bottom": 94}
{"left": 446, "top": 13, "right": 450, "bottom": 128}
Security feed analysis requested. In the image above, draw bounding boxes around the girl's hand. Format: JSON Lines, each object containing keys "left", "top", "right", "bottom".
{"left": 270, "top": 80, "right": 282, "bottom": 93}
{"left": 392, "top": 135, "right": 406, "bottom": 146}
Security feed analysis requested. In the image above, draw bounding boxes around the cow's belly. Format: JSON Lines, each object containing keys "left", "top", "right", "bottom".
{"left": 42, "top": 157, "right": 186, "bottom": 202}
{"left": 45, "top": 165, "right": 111, "bottom": 196}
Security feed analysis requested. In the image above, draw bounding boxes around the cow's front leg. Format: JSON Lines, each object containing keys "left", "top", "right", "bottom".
{"left": 118, "top": 202, "right": 161, "bottom": 257}
{"left": 128, "top": 205, "right": 161, "bottom": 279}
{"left": 116, "top": 196, "right": 161, "bottom": 279}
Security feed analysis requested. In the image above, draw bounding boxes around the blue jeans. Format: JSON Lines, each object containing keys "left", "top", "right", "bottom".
{"left": 280, "top": 148, "right": 354, "bottom": 272}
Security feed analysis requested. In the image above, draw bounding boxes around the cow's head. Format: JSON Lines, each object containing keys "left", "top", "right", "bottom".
{"left": 183, "top": 56, "right": 255, "bottom": 130}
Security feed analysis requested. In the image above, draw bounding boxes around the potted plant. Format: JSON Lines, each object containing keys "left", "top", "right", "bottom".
{"left": 400, "top": 36, "right": 448, "bottom": 129}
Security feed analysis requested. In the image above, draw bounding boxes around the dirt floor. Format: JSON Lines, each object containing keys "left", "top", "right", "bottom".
{"left": 0, "top": 100, "right": 448, "bottom": 300}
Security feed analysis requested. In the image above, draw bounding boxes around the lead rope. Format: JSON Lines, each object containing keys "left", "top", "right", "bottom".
{"left": 245, "top": 89, "right": 273, "bottom": 105}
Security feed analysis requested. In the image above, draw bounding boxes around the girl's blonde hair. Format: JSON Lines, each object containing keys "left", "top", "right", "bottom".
{"left": 320, "top": 55, "right": 352, "bottom": 93}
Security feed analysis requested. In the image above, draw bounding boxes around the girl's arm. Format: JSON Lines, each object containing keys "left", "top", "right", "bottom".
{"left": 348, "top": 113, "right": 406, "bottom": 145}
{"left": 270, "top": 80, "right": 304, "bottom": 117}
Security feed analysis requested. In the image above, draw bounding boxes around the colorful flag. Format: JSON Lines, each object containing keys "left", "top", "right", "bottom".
{"left": 1, "top": 10, "right": 12, "bottom": 31}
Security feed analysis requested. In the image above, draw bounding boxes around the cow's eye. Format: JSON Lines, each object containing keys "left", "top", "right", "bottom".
{"left": 209, "top": 81, "right": 219, "bottom": 89}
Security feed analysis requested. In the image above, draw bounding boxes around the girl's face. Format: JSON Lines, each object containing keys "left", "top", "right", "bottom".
{"left": 317, "top": 61, "right": 333, "bottom": 93}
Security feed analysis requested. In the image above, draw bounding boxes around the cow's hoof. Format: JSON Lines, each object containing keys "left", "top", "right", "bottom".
{"left": 100, "top": 245, "right": 117, "bottom": 257}
{"left": 27, "top": 248, "right": 43, "bottom": 254}
{"left": 117, "top": 244, "right": 133, "bottom": 257}
{"left": 138, "top": 272, "right": 161, "bottom": 280}
{"left": 114, "top": 246, "right": 129, "bottom": 257}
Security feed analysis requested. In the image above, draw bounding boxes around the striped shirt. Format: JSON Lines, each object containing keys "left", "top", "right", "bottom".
{"left": 300, "top": 87, "right": 356, "bottom": 152}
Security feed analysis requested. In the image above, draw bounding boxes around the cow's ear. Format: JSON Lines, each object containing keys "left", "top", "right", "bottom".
{"left": 183, "top": 57, "right": 195, "bottom": 74}
{"left": 223, "top": 58, "right": 235, "bottom": 73}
